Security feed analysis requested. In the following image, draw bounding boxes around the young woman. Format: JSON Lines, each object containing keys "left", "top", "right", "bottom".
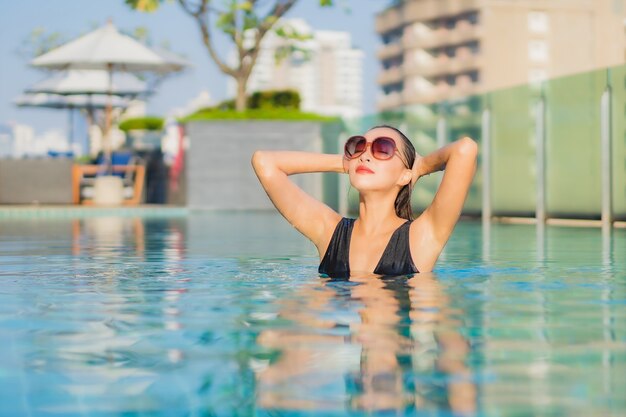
{"left": 251, "top": 125, "right": 478, "bottom": 277}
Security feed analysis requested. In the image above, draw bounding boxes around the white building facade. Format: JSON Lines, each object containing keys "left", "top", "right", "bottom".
{"left": 231, "top": 19, "right": 364, "bottom": 119}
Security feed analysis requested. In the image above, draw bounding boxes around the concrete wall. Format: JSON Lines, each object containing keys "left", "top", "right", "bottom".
{"left": 186, "top": 121, "right": 340, "bottom": 210}
{"left": 0, "top": 159, "right": 73, "bottom": 204}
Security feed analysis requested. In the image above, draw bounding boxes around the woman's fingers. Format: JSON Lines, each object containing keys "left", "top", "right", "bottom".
{"left": 411, "top": 156, "right": 423, "bottom": 185}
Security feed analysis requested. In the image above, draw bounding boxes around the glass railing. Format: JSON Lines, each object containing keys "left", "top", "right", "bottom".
{"left": 339, "top": 63, "right": 626, "bottom": 222}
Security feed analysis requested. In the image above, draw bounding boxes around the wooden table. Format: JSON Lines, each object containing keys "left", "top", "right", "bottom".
{"left": 72, "top": 164, "right": 146, "bottom": 205}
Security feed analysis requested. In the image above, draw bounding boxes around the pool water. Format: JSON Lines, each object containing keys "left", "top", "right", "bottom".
{"left": 0, "top": 212, "right": 624, "bottom": 416}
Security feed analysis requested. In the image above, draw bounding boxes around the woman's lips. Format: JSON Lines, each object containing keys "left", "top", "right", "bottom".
{"left": 356, "top": 165, "right": 374, "bottom": 174}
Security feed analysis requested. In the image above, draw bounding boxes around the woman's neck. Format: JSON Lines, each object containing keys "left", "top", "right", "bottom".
{"left": 356, "top": 191, "right": 404, "bottom": 235}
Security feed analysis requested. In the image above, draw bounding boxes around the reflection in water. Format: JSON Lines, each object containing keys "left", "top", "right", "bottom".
{"left": 0, "top": 214, "right": 625, "bottom": 416}
{"left": 0, "top": 216, "right": 191, "bottom": 415}
{"left": 255, "top": 273, "right": 476, "bottom": 415}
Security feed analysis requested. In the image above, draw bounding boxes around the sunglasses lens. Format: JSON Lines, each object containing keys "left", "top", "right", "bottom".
{"left": 345, "top": 137, "right": 366, "bottom": 158}
{"left": 372, "top": 138, "right": 396, "bottom": 160}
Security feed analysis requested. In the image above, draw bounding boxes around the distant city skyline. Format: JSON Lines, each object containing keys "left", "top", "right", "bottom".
{"left": 0, "top": 0, "right": 386, "bottom": 137}
{"left": 375, "top": 0, "right": 626, "bottom": 110}
{"left": 239, "top": 18, "right": 365, "bottom": 119}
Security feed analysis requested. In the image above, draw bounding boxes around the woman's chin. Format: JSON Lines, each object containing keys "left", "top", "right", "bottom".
{"left": 350, "top": 177, "right": 390, "bottom": 193}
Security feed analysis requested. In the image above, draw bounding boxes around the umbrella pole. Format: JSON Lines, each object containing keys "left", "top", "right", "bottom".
{"left": 104, "top": 63, "right": 113, "bottom": 172}
{"left": 68, "top": 107, "right": 74, "bottom": 154}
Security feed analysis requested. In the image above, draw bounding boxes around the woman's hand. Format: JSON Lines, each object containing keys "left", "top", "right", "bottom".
{"left": 410, "top": 154, "right": 424, "bottom": 186}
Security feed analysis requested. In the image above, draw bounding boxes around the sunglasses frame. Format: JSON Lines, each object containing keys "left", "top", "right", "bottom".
{"left": 344, "top": 135, "right": 407, "bottom": 167}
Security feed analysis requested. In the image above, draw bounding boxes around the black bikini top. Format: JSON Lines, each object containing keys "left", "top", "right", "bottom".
{"left": 318, "top": 217, "right": 419, "bottom": 278}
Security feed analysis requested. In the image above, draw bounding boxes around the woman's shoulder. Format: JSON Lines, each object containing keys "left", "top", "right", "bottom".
{"left": 408, "top": 213, "right": 444, "bottom": 272}
{"left": 332, "top": 217, "right": 355, "bottom": 232}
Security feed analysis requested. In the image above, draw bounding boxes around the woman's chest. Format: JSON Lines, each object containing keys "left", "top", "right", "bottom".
{"left": 348, "top": 236, "right": 391, "bottom": 273}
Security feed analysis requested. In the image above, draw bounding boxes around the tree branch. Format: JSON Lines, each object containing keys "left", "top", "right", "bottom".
{"left": 257, "top": 0, "right": 297, "bottom": 37}
{"left": 178, "top": 0, "right": 237, "bottom": 76}
{"left": 241, "top": 0, "right": 297, "bottom": 76}
{"left": 179, "top": 0, "right": 227, "bottom": 15}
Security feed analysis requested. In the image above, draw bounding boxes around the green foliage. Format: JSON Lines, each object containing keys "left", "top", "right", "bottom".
{"left": 248, "top": 90, "right": 301, "bottom": 110}
{"left": 125, "top": 0, "right": 333, "bottom": 12}
{"left": 182, "top": 108, "right": 338, "bottom": 122}
{"left": 118, "top": 116, "right": 165, "bottom": 132}
{"left": 125, "top": 0, "right": 338, "bottom": 111}
{"left": 18, "top": 27, "right": 66, "bottom": 59}
{"left": 273, "top": 21, "right": 314, "bottom": 65}
{"left": 124, "top": 0, "right": 163, "bottom": 12}
{"left": 213, "top": 90, "right": 301, "bottom": 111}
{"left": 131, "top": 26, "right": 150, "bottom": 44}
{"left": 213, "top": 98, "right": 236, "bottom": 110}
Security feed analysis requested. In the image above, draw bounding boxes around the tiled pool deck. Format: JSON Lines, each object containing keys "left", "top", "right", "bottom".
{"left": 0, "top": 205, "right": 189, "bottom": 219}
{"left": 1, "top": 206, "right": 624, "bottom": 230}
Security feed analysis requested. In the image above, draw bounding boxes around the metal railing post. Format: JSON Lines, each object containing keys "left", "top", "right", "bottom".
{"left": 535, "top": 97, "right": 546, "bottom": 225}
{"left": 436, "top": 116, "right": 447, "bottom": 148}
{"left": 600, "top": 87, "right": 613, "bottom": 230}
{"left": 338, "top": 132, "right": 349, "bottom": 216}
{"left": 481, "top": 108, "right": 491, "bottom": 226}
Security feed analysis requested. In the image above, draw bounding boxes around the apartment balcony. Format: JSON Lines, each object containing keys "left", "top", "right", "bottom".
{"left": 449, "top": 20, "right": 482, "bottom": 44}
{"left": 402, "top": 24, "right": 481, "bottom": 51}
{"left": 403, "top": 27, "right": 451, "bottom": 50}
{"left": 449, "top": 80, "right": 482, "bottom": 99}
{"left": 403, "top": 90, "right": 444, "bottom": 105}
{"left": 402, "top": 34, "right": 420, "bottom": 50}
{"left": 403, "top": 52, "right": 481, "bottom": 80}
{"left": 378, "top": 91, "right": 404, "bottom": 110}
{"left": 375, "top": 6, "right": 404, "bottom": 34}
{"left": 449, "top": 51, "right": 482, "bottom": 73}
{"left": 377, "top": 42, "right": 404, "bottom": 61}
{"left": 403, "top": 0, "right": 480, "bottom": 24}
{"left": 404, "top": 55, "right": 451, "bottom": 78}
{"left": 403, "top": 77, "right": 482, "bottom": 105}
{"left": 377, "top": 66, "right": 404, "bottom": 86}
{"left": 402, "top": 81, "right": 449, "bottom": 105}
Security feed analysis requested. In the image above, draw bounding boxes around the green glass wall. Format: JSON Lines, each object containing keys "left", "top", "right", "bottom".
{"left": 609, "top": 65, "right": 626, "bottom": 220}
{"left": 543, "top": 69, "right": 606, "bottom": 218}
{"left": 489, "top": 84, "right": 538, "bottom": 216}
{"left": 340, "top": 63, "right": 626, "bottom": 221}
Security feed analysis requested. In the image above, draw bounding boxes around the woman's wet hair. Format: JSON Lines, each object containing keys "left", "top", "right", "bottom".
{"left": 368, "top": 124, "right": 416, "bottom": 221}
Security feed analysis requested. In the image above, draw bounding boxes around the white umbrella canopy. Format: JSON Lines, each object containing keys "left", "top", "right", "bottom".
{"left": 14, "top": 93, "right": 132, "bottom": 155}
{"left": 31, "top": 21, "right": 187, "bottom": 73}
{"left": 30, "top": 20, "right": 188, "bottom": 165}
{"left": 14, "top": 93, "right": 131, "bottom": 109}
{"left": 151, "top": 46, "right": 192, "bottom": 71}
{"left": 26, "top": 69, "right": 148, "bottom": 97}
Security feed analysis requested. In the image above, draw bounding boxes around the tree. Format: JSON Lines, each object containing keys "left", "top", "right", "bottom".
{"left": 125, "top": 0, "right": 335, "bottom": 112}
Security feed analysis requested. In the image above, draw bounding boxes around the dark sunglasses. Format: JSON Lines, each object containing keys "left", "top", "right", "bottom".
{"left": 344, "top": 135, "right": 405, "bottom": 165}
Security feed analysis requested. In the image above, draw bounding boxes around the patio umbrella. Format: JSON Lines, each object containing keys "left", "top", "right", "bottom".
{"left": 14, "top": 93, "right": 131, "bottom": 109}
{"left": 24, "top": 69, "right": 148, "bottom": 146}
{"left": 14, "top": 93, "right": 131, "bottom": 153}
{"left": 31, "top": 21, "right": 188, "bottom": 161}
{"left": 26, "top": 69, "right": 148, "bottom": 97}
{"left": 31, "top": 21, "right": 187, "bottom": 72}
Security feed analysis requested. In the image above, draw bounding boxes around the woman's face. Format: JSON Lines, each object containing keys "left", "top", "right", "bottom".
{"left": 345, "top": 127, "right": 412, "bottom": 193}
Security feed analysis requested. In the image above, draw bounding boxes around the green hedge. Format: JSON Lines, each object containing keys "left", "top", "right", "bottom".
{"left": 118, "top": 116, "right": 164, "bottom": 132}
{"left": 213, "top": 89, "right": 301, "bottom": 111}
{"left": 248, "top": 90, "right": 300, "bottom": 110}
{"left": 182, "top": 108, "right": 339, "bottom": 122}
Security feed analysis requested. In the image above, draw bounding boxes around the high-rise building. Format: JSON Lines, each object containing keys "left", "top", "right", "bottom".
{"left": 376, "top": 0, "right": 626, "bottom": 110}
{"left": 237, "top": 19, "right": 364, "bottom": 119}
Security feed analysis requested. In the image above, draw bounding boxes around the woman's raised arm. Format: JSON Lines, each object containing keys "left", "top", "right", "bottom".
{"left": 251, "top": 151, "right": 344, "bottom": 253}
{"left": 411, "top": 137, "right": 478, "bottom": 247}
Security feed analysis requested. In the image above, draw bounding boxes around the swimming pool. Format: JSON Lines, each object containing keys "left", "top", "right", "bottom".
{"left": 0, "top": 212, "right": 624, "bottom": 416}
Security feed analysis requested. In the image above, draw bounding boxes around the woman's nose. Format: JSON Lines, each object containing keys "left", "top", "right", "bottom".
{"left": 359, "top": 144, "right": 372, "bottom": 161}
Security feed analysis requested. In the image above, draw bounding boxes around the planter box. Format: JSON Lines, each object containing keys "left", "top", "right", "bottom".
{"left": 0, "top": 158, "right": 73, "bottom": 204}
{"left": 186, "top": 121, "right": 342, "bottom": 210}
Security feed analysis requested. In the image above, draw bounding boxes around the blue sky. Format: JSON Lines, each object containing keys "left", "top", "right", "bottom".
{"left": 0, "top": 0, "right": 387, "bottom": 135}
